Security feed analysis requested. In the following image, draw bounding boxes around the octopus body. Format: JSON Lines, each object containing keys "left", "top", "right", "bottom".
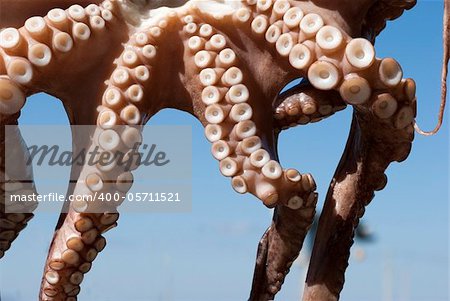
{"left": 0, "top": 0, "right": 444, "bottom": 300}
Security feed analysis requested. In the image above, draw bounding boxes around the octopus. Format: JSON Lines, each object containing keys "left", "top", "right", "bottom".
{"left": 0, "top": 0, "right": 448, "bottom": 300}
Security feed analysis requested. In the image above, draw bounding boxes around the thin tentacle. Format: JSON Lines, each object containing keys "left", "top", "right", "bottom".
{"left": 274, "top": 84, "right": 347, "bottom": 129}
{"left": 414, "top": 0, "right": 448, "bottom": 135}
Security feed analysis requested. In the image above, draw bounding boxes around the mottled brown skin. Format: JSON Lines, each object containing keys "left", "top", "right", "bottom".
{"left": 0, "top": 1, "right": 441, "bottom": 301}
{"left": 248, "top": 1, "right": 420, "bottom": 301}
{"left": 1, "top": 2, "right": 313, "bottom": 299}
{"left": 250, "top": 195, "right": 318, "bottom": 300}
{"left": 265, "top": 2, "right": 448, "bottom": 301}
{"left": 302, "top": 108, "right": 414, "bottom": 301}
{"left": 0, "top": 112, "right": 36, "bottom": 258}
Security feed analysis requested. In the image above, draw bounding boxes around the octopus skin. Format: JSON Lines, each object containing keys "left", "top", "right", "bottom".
{"left": 0, "top": 0, "right": 447, "bottom": 300}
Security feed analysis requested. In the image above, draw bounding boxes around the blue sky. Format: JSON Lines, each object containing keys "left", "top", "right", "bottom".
{"left": 0, "top": 1, "right": 448, "bottom": 301}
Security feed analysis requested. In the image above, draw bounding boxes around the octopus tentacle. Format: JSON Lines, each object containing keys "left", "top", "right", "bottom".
{"left": 0, "top": 113, "right": 38, "bottom": 259}
{"left": 274, "top": 84, "right": 347, "bottom": 129}
{"left": 220, "top": 2, "right": 417, "bottom": 299}
{"left": 177, "top": 6, "right": 321, "bottom": 297}
{"left": 0, "top": 0, "right": 105, "bottom": 29}
{"left": 36, "top": 4, "right": 191, "bottom": 298}
{"left": 0, "top": 16, "right": 35, "bottom": 257}
{"left": 249, "top": 195, "right": 318, "bottom": 300}
{"left": 414, "top": 0, "right": 448, "bottom": 135}
{"left": 38, "top": 11, "right": 168, "bottom": 298}
{"left": 181, "top": 11, "right": 315, "bottom": 209}
{"left": 302, "top": 80, "right": 416, "bottom": 301}
{"left": 0, "top": 1, "right": 116, "bottom": 90}
{"left": 31, "top": 2, "right": 159, "bottom": 299}
{"left": 0, "top": 0, "right": 127, "bottom": 262}
{"left": 0, "top": 10, "right": 52, "bottom": 259}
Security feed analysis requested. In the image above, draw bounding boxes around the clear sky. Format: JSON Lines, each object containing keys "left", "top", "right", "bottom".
{"left": 0, "top": 1, "right": 448, "bottom": 301}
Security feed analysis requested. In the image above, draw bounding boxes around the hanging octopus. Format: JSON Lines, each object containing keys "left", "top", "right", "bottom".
{"left": 0, "top": 0, "right": 448, "bottom": 300}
